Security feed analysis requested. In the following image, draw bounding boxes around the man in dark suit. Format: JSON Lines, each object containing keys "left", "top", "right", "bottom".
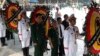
{"left": 62, "top": 14, "right": 69, "bottom": 30}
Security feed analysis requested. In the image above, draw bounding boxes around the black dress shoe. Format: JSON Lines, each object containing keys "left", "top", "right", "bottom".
{"left": 46, "top": 48, "right": 50, "bottom": 51}
{"left": 28, "top": 55, "right": 31, "bottom": 56}
{"left": 2, "top": 44, "right": 7, "bottom": 46}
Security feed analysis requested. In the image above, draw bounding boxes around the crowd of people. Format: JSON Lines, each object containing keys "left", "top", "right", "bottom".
{"left": 0, "top": 7, "right": 84, "bottom": 56}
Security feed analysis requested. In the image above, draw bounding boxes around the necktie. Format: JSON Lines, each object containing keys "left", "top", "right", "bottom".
{"left": 60, "top": 25, "right": 63, "bottom": 38}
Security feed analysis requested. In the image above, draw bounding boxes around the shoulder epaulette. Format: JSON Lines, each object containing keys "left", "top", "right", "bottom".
{"left": 65, "top": 27, "right": 70, "bottom": 30}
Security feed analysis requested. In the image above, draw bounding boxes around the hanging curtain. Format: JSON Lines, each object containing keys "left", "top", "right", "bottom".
{"left": 6, "top": 0, "right": 12, "bottom": 4}
{"left": 30, "top": 0, "right": 38, "bottom": 3}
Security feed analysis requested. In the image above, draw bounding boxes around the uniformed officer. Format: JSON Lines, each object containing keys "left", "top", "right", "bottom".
{"left": 0, "top": 10, "right": 7, "bottom": 46}
{"left": 31, "top": 13, "right": 47, "bottom": 56}
{"left": 48, "top": 19, "right": 59, "bottom": 56}
{"left": 18, "top": 11, "right": 31, "bottom": 56}
{"left": 64, "top": 14, "right": 79, "bottom": 56}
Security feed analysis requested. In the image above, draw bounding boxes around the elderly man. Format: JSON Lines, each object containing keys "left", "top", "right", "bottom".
{"left": 48, "top": 19, "right": 59, "bottom": 56}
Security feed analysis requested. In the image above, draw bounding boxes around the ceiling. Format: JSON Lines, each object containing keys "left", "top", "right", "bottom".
{"left": 1, "top": 0, "right": 99, "bottom": 9}
{"left": 9, "top": 0, "right": 91, "bottom": 4}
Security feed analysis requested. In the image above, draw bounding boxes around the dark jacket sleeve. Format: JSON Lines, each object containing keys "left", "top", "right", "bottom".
{"left": 48, "top": 29, "right": 52, "bottom": 38}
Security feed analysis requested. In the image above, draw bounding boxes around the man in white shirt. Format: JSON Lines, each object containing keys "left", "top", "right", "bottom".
{"left": 55, "top": 7, "right": 61, "bottom": 20}
{"left": 57, "top": 17, "right": 65, "bottom": 56}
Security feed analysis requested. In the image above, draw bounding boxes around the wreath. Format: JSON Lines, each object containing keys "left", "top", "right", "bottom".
{"left": 86, "top": 2, "right": 100, "bottom": 54}
{"left": 5, "top": 3, "right": 22, "bottom": 32}
{"left": 30, "top": 6, "right": 50, "bottom": 39}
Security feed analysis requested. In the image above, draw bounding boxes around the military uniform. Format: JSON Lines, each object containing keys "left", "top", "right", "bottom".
{"left": 0, "top": 14, "right": 7, "bottom": 46}
{"left": 18, "top": 18, "right": 31, "bottom": 56}
{"left": 64, "top": 26, "right": 79, "bottom": 56}
{"left": 31, "top": 23, "right": 46, "bottom": 56}
{"left": 48, "top": 27, "right": 59, "bottom": 56}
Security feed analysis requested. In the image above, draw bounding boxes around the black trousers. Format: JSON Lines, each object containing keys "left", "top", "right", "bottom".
{"left": 0, "top": 37, "right": 6, "bottom": 46}
{"left": 22, "top": 47, "right": 30, "bottom": 56}
{"left": 6, "top": 29, "right": 14, "bottom": 40}
{"left": 30, "top": 37, "right": 32, "bottom": 46}
{"left": 59, "top": 38, "right": 65, "bottom": 56}
{"left": 51, "top": 45, "right": 58, "bottom": 56}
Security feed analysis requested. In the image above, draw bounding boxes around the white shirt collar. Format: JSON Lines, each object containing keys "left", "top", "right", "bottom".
{"left": 69, "top": 26, "right": 74, "bottom": 29}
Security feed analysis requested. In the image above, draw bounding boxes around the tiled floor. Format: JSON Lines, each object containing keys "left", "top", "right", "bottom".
{"left": 0, "top": 33, "right": 99, "bottom": 56}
